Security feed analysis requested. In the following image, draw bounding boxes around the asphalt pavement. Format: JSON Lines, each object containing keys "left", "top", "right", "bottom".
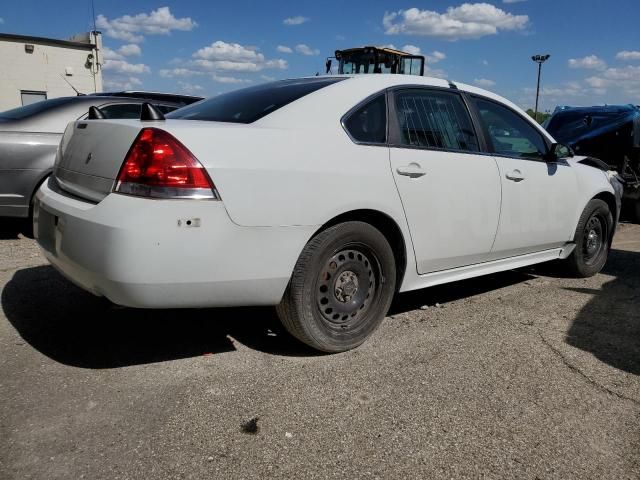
{"left": 1, "top": 219, "right": 638, "bottom": 479}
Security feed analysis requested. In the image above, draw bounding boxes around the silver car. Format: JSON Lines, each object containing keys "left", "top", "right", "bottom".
{"left": 0, "top": 93, "right": 201, "bottom": 218}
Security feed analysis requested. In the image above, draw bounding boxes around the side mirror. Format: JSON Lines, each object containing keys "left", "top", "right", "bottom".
{"left": 545, "top": 142, "right": 573, "bottom": 161}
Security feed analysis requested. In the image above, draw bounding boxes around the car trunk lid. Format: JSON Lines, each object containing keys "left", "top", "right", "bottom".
{"left": 54, "top": 120, "right": 143, "bottom": 202}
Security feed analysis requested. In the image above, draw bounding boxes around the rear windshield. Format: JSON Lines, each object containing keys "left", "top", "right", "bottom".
{"left": 166, "top": 78, "right": 347, "bottom": 123}
{"left": 0, "top": 97, "right": 76, "bottom": 120}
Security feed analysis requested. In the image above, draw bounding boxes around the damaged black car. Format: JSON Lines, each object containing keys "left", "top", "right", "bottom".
{"left": 545, "top": 104, "right": 640, "bottom": 221}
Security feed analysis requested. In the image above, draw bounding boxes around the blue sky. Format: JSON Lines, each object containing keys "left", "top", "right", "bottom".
{"left": 1, "top": 0, "right": 639, "bottom": 110}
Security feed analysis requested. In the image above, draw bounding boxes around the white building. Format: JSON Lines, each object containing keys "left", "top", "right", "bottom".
{"left": 0, "top": 31, "right": 103, "bottom": 111}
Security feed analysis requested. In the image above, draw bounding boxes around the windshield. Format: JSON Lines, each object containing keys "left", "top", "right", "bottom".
{"left": 0, "top": 97, "right": 76, "bottom": 120}
{"left": 339, "top": 51, "right": 424, "bottom": 75}
{"left": 166, "top": 78, "right": 347, "bottom": 123}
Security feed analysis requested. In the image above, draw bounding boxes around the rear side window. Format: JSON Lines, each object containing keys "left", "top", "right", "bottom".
{"left": 100, "top": 103, "right": 142, "bottom": 119}
{"left": 167, "top": 78, "right": 347, "bottom": 124}
{"left": 98, "top": 103, "right": 177, "bottom": 119}
{"left": 475, "top": 99, "right": 547, "bottom": 159}
{"left": 343, "top": 94, "right": 387, "bottom": 144}
{"left": 393, "top": 89, "right": 479, "bottom": 151}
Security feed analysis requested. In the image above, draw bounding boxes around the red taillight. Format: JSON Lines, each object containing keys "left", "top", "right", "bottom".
{"left": 115, "top": 128, "right": 218, "bottom": 199}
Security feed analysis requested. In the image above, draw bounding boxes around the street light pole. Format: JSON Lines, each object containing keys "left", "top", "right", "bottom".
{"left": 531, "top": 54, "right": 550, "bottom": 122}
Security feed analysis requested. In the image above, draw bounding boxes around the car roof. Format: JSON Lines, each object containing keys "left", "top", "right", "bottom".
{"left": 0, "top": 96, "right": 185, "bottom": 134}
{"left": 258, "top": 74, "right": 554, "bottom": 141}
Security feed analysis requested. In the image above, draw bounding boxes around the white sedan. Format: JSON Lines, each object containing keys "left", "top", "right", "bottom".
{"left": 34, "top": 75, "right": 617, "bottom": 352}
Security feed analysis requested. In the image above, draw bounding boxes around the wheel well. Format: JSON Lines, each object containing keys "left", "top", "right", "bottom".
{"left": 315, "top": 210, "right": 407, "bottom": 290}
{"left": 592, "top": 191, "right": 617, "bottom": 243}
{"left": 593, "top": 191, "right": 617, "bottom": 220}
{"left": 29, "top": 172, "right": 52, "bottom": 211}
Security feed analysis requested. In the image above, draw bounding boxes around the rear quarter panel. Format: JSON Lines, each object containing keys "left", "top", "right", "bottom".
{"left": 165, "top": 121, "right": 408, "bottom": 230}
{"left": 0, "top": 132, "right": 60, "bottom": 211}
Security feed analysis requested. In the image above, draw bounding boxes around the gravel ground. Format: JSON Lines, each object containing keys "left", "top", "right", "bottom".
{"left": 1, "top": 219, "right": 638, "bottom": 479}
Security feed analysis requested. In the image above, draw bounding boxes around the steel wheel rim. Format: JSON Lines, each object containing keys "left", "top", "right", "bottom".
{"left": 582, "top": 214, "right": 606, "bottom": 265}
{"left": 315, "top": 245, "right": 380, "bottom": 328}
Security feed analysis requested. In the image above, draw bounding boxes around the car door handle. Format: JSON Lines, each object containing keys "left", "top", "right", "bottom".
{"left": 505, "top": 169, "right": 525, "bottom": 182}
{"left": 396, "top": 163, "right": 426, "bottom": 178}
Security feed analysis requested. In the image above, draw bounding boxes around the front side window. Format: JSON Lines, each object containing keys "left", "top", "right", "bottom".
{"left": 343, "top": 94, "right": 386, "bottom": 144}
{"left": 475, "top": 99, "right": 547, "bottom": 159}
{"left": 393, "top": 89, "right": 479, "bottom": 151}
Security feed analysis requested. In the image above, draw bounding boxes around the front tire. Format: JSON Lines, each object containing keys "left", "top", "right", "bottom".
{"left": 563, "top": 199, "right": 613, "bottom": 277}
{"left": 277, "top": 221, "right": 396, "bottom": 353}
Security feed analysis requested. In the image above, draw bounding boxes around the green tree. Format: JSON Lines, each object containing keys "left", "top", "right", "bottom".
{"left": 526, "top": 108, "right": 551, "bottom": 125}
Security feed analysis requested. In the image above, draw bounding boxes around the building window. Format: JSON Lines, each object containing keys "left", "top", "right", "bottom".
{"left": 21, "top": 91, "right": 47, "bottom": 106}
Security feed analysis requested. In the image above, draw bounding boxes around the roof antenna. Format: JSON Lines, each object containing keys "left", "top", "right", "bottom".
{"left": 90, "top": 0, "right": 100, "bottom": 93}
{"left": 60, "top": 74, "right": 85, "bottom": 96}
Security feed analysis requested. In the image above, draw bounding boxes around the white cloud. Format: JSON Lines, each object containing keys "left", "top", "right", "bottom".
{"left": 616, "top": 50, "right": 640, "bottom": 62}
{"left": 295, "top": 44, "right": 320, "bottom": 56}
{"left": 401, "top": 44, "right": 421, "bottom": 55}
{"left": 425, "top": 50, "right": 446, "bottom": 64}
{"left": 211, "top": 74, "right": 251, "bottom": 84}
{"left": 103, "top": 76, "right": 142, "bottom": 90}
{"left": 482, "top": 59, "right": 489, "bottom": 66}
{"left": 101, "top": 46, "right": 124, "bottom": 61}
{"left": 283, "top": 16, "right": 309, "bottom": 26}
{"left": 568, "top": 55, "right": 606, "bottom": 70}
{"left": 383, "top": 3, "right": 529, "bottom": 40}
{"left": 190, "top": 41, "right": 288, "bottom": 72}
{"left": 159, "top": 68, "right": 203, "bottom": 78}
{"left": 96, "top": 7, "right": 197, "bottom": 43}
{"left": 260, "top": 75, "right": 276, "bottom": 81}
{"left": 193, "top": 41, "right": 262, "bottom": 62}
{"left": 118, "top": 44, "right": 141, "bottom": 56}
{"left": 0, "top": 18, "right": 4, "bottom": 24}
{"left": 177, "top": 81, "right": 204, "bottom": 95}
{"left": 102, "top": 59, "right": 150, "bottom": 74}
{"left": 585, "top": 65, "right": 640, "bottom": 98}
{"left": 474, "top": 78, "right": 496, "bottom": 87}
{"left": 277, "top": 45, "right": 293, "bottom": 53}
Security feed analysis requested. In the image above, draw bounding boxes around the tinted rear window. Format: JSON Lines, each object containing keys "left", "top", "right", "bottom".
{"left": 166, "top": 78, "right": 347, "bottom": 123}
{"left": 0, "top": 97, "right": 75, "bottom": 120}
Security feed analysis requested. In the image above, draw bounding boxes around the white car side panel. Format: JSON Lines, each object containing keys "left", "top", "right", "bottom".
{"left": 34, "top": 180, "right": 317, "bottom": 308}
{"left": 160, "top": 123, "right": 409, "bottom": 229}
{"left": 389, "top": 148, "right": 501, "bottom": 273}
{"left": 491, "top": 158, "right": 579, "bottom": 257}
{"left": 567, "top": 158, "right": 616, "bottom": 225}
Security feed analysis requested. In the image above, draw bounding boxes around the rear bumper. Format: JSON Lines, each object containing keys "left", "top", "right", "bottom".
{"left": 34, "top": 179, "right": 315, "bottom": 308}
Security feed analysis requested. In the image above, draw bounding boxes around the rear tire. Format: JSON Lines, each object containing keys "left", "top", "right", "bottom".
{"left": 563, "top": 199, "right": 613, "bottom": 277}
{"left": 277, "top": 221, "right": 396, "bottom": 353}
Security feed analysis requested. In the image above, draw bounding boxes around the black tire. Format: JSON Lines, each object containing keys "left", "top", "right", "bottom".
{"left": 563, "top": 199, "right": 613, "bottom": 277}
{"left": 276, "top": 221, "right": 396, "bottom": 353}
{"left": 634, "top": 199, "right": 640, "bottom": 224}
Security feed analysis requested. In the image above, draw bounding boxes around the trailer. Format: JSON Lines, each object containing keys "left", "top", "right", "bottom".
{"left": 326, "top": 46, "right": 425, "bottom": 76}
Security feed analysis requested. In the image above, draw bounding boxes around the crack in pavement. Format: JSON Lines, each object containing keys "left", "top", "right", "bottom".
{"left": 538, "top": 332, "right": 640, "bottom": 408}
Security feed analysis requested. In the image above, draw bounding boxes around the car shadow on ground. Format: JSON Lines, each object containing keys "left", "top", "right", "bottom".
{"left": 0, "top": 218, "right": 33, "bottom": 240}
{"left": 2, "top": 264, "right": 534, "bottom": 369}
{"left": 562, "top": 248, "right": 640, "bottom": 375}
{"left": 1, "top": 265, "right": 316, "bottom": 368}
{"left": 3, "top": 249, "right": 637, "bottom": 371}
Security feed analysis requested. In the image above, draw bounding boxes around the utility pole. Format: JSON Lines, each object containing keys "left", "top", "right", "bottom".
{"left": 531, "top": 54, "right": 550, "bottom": 122}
